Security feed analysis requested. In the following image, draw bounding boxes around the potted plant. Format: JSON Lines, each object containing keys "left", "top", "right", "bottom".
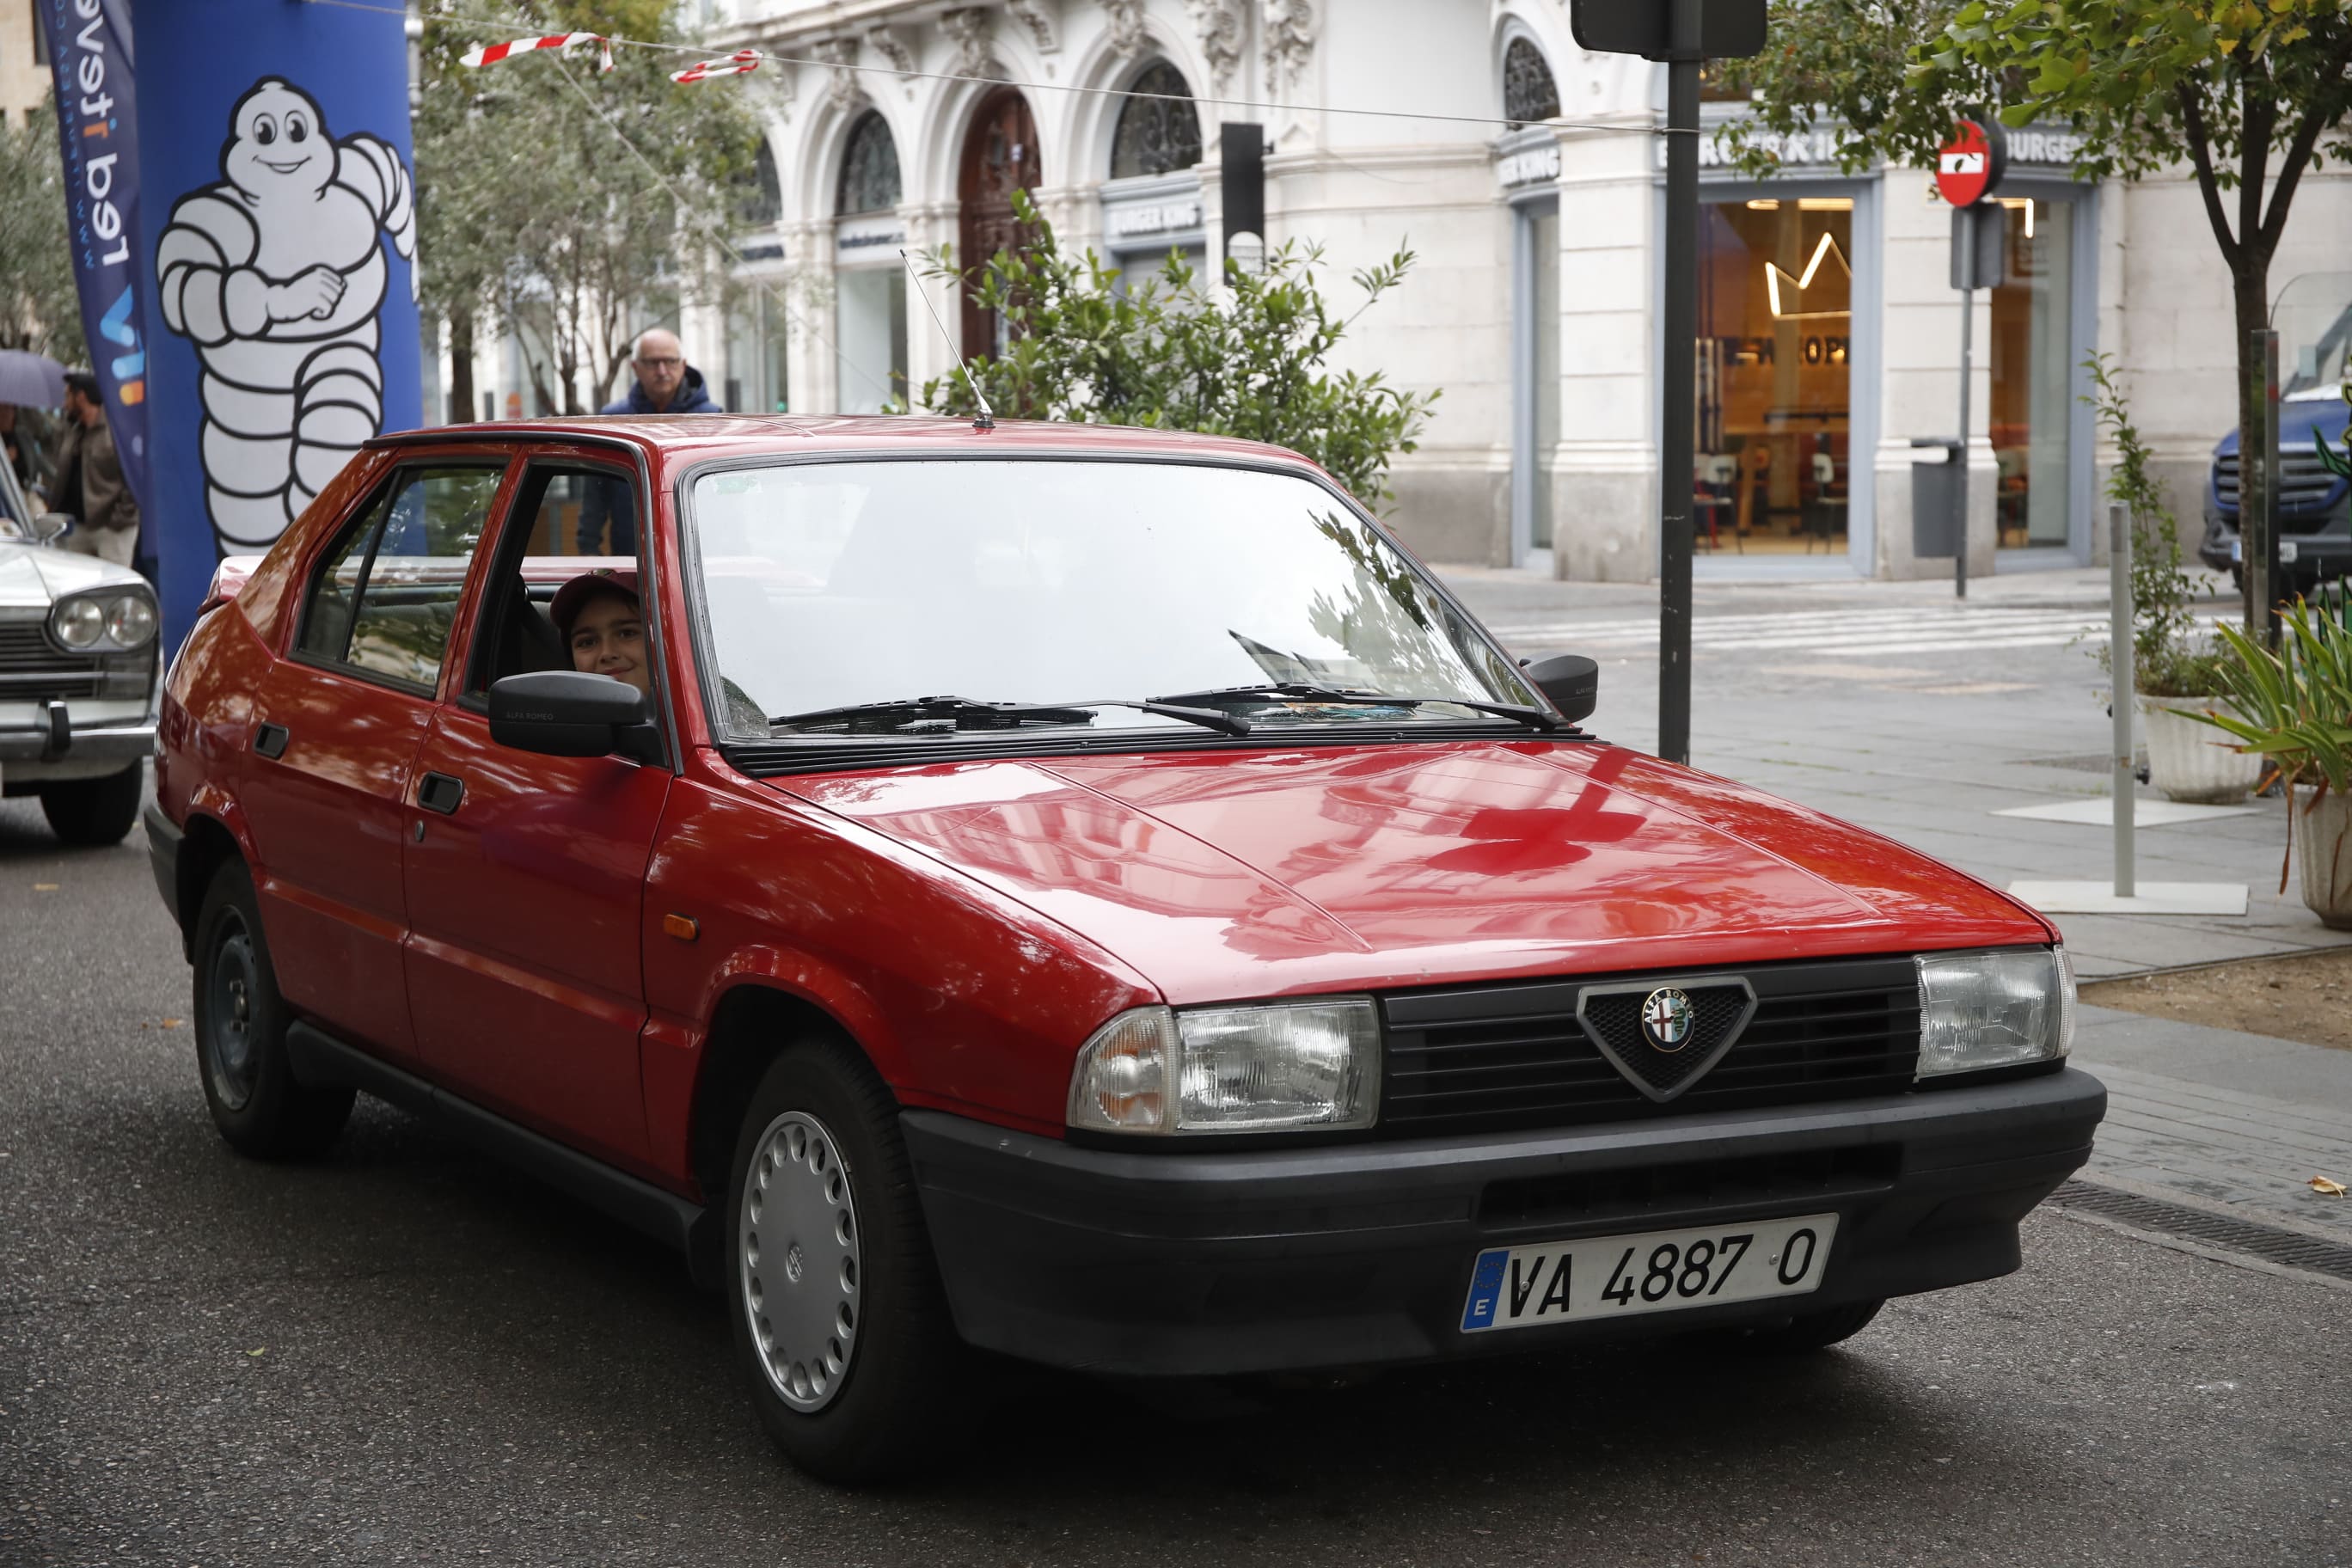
{"left": 2086, "top": 356, "right": 2263, "bottom": 803}
{"left": 2190, "top": 587, "right": 2352, "bottom": 928}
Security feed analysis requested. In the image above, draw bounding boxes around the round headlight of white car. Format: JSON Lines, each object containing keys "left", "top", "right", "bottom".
{"left": 105, "top": 593, "right": 157, "bottom": 648}
{"left": 51, "top": 597, "right": 105, "bottom": 650}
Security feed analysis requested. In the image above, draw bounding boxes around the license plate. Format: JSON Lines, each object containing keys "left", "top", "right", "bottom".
{"left": 1460, "top": 1212, "right": 1839, "bottom": 1333}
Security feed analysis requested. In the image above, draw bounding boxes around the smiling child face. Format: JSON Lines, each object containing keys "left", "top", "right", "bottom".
{"left": 568, "top": 590, "right": 651, "bottom": 700}
{"left": 224, "top": 80, "right": 334, "bottom": 200}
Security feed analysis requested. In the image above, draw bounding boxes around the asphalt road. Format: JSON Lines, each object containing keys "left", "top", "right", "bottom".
{"left": 4, "top": 788, "right": 2348, "bottom": 1568}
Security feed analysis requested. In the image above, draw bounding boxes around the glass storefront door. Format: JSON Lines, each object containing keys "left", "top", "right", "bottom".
{"left": 1516, "top": 199, "right": 1560, "bottom": 554}
{"left": 1696, "top": 197, "right": 1853, "bottom": 556}
{"left": 835, "top": 268, "right": 907, "bottom": 416}
{"left": 1988, "top": 196, "right": 2077, "bottom": 550}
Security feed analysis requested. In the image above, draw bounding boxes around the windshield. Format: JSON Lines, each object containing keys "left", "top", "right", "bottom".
{"left": 686, "top": 458, "right": 1537, "bottom": 738}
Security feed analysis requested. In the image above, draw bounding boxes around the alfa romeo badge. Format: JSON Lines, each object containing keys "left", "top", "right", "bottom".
{"left": 1640, "top": 987, "right": 1695, "bottom": 1052}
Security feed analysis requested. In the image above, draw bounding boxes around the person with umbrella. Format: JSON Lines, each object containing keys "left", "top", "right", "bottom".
{"left": 49, "top": 369, "right": 141, "bottom": 567}
{"left": 0, "top": 349, "right": 64, "bottom": 503}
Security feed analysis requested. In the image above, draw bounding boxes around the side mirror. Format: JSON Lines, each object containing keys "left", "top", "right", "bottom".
{"left": 1522, "top": 653, "right": 1598, "bottom": 726}
{"left": 28, "top": 512, "right": 71, "bottom": 546}
{"left": 488, "top": 671, "right": 657, "bottom": 759}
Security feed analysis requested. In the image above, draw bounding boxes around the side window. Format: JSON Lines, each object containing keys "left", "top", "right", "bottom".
{"left": 524, "top": 469, "right": 639, "bottom": 559}
{"left": 466, "top": 463, "right": 641, "bottom": 695}
{"left": 296, "top": 464, "right": 505, "bottom": 691}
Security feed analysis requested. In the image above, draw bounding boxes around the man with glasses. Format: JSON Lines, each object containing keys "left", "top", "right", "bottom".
{"left": 581, "top": 327, "right": 722, "bottom": 554}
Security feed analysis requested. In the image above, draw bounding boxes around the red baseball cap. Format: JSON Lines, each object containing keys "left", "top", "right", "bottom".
{"left": 550, "top": 567, "right": 640, "bottom": 638}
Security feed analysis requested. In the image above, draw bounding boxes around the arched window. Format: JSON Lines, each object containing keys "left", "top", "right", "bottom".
{"left": 836, "top": 111, "right": 902, "bottom": 215}
{"left": 1503, "top": 37, "right": 1560, "bottom": 127}
{"left": 1110, "top": 61, "right": 1204, "bottom": 180}
{"left": 739, "top": 138, "right": 782, "bottom": 226}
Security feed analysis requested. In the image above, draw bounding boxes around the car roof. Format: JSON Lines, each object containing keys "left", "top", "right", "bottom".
{"left": 367, "top": 413, "right": 1323, "bottom": 475}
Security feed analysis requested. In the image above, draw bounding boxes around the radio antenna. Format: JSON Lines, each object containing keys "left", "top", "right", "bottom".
{"left": 900, "top": 248, "right": 995, "bottom": 432}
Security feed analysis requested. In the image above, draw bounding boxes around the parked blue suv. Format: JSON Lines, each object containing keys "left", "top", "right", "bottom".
{"left": 2201, "top": 315, "right": 2352, "bottom": 591}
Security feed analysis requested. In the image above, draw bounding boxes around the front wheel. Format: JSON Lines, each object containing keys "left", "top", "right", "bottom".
{"left": 725, "top": 1039, "right": 968, "bottom": 1484}
{"left": 40, "top": 763, "right": 143, "bottom": 845}
{"left": 191, "top": 860, "right": 354, "bottom": 1159}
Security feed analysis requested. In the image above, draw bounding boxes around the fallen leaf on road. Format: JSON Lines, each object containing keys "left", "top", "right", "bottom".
{"left": 32, "top": 884, "right": 56, "bottom": 892}
{"left": 247, "top": 1348, "right": 266, "bottom": 1357}
{"left": 2311, "top": 1176, "right": 2348, "bottom": 1197}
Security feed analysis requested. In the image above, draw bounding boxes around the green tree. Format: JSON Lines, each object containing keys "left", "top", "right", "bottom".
{"left": 0, "top": 99, "right": 87, "bottom": 364}
{"left": 916, "top": 192, "right": 1437, "bottom": 512}
{"left": 414, "top": 1, "right": 761, "bottom": 414}
{"left": 1720, "top": 0, "right": 2352, "bottom": 630}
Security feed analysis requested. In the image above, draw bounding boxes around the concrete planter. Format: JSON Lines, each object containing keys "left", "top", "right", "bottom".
{"left": 2138, "top": 695, "right": 2264, "bottom": 804}
{"left": 2295, "top": 787, "right": 2352, "bottom": 930}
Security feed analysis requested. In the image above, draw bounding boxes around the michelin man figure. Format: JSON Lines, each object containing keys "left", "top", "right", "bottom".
{"left": 156, "top": 77, "right": 417, "bottom": 549}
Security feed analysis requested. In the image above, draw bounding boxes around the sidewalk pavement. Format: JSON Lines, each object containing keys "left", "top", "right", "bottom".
{"left": 1437, "top": 562, "right": 2352, "bottom": 1254}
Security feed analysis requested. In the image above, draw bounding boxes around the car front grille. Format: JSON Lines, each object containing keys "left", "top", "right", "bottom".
{"left": 0, "top": 619, "right": 115, "bottom": 701}
{"left": 2214, "top": 452, "right": 2346, "bottom": 524}
{"left": 1378, "top": 957, "right": 1922, "bottom": 1137}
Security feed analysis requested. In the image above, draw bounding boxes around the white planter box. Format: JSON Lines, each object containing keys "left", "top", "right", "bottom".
{"left": 2294, "top": 786, "right": 2352, "bottom": 931}
{"left": 2138, "top": 695, "right": 2263, "bottom": 804}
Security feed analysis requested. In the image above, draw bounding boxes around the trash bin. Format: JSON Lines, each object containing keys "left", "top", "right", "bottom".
{"left": 1911, "top": 438, "right": 1963, "bottom": 559}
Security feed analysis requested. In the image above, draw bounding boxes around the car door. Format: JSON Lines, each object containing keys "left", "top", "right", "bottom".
{"left": 240, "top": 456, "right": 511, "bottom": 1069}
{"left": 401, "top": 456, "right": 671, "bottom": 1169}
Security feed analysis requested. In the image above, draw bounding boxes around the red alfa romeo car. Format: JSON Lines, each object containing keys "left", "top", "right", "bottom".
{"left": 148, "top": 416, "right": 2104, "bottom": 1480}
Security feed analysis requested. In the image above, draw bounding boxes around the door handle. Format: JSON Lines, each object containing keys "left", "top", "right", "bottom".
{"left": 253, "top": 721, "right": 289, "bottom": 759}
{"left": 417, "top": 772, "right": 465, "bottom": 815}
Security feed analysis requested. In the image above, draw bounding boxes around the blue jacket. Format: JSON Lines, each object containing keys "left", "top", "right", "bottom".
{"left": 597, "top": 364, "right": 721, "bottom": 416}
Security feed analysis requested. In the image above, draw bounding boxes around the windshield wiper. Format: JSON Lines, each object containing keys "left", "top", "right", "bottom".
{"left": 769, "top": 695, "right": 1252, "bottom": 738}
{"left": 1145, "top": 683, "right": 1569, "bottom": 732}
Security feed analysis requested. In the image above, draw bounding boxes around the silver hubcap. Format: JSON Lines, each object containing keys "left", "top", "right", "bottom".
{"left": 205, "top": 918, "right": 260, "bottom": 1111}
{"left": 739, "top": 1111, "right": 861, "bottom": 1412}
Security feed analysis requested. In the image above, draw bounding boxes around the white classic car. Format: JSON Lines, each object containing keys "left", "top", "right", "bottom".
{"left": 0, "top": 450, "right": 158, "bottom": 844}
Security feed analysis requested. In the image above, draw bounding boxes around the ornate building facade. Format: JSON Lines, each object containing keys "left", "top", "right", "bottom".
{"left": 532, "top": 1, "right": 2351, "bottom": 580}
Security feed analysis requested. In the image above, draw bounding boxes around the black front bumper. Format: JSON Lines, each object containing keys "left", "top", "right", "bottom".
{"left": 2201, "top": 516, "right": 2352, "bottom": 581}
{"left": 903, "top": 1067, "right": 2105, "bottom": 1376}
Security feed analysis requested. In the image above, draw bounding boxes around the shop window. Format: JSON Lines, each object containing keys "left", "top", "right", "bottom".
{"left": 1988, "top": 197, "right": 2077, "bottom": 549}
{"left": 1503, "top": 38, "right": 1559, "bottom": 127}
{"left": 1695, "top": 196, "right": 1854, "bottom": 556}
{"left": 1111, "top": 62, "right": 1203, "bottom": 180}
{"left": 837, "top": 111, "right": 902, "bottom": 216}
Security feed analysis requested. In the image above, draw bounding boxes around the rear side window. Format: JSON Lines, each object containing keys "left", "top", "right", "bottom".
{"left": 297, "top": 465, "right": 505, "bottom": 691}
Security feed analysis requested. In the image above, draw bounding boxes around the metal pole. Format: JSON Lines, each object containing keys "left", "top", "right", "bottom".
{"left": 2258, "top": 327, "right": 2282, "bottom": 645}
{"left": 1657, "top": 0, "right": 1701, "bottom": 765}
{"left": 2110, "top": 499, "right": 2135, "bottom": 898}
{"left": 1954, "top": 207, "right": 1974, "bottom": 601}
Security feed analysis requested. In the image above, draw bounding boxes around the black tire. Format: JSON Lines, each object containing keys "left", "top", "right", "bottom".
{"left": 1721, "top": 1297, "right": 1885, "bottom": 1354}
{"left": 191, "top": 860, "right": 354, "bottom": 1159}
{"left": 40, "top": 763, "right": 144, "bottom": 846}
{"left": 724, "top": 1038, "right": 968, "bottom": 1484}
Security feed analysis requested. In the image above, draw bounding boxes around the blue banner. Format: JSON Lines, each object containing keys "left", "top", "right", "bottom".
{"left": 44, "top": 0, "right": 150, "bottom": 526}
{"left": 132, "top": 0, "right": 422, "bottom": 651}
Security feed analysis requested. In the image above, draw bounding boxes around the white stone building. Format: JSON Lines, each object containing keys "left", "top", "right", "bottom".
{"left": 469, "top": 1, "right": 2352, "bottom": 581}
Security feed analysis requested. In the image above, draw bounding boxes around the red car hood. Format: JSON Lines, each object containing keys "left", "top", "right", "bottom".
{"left": 780, "top": 741, "right": 2049, "bottom": 1005}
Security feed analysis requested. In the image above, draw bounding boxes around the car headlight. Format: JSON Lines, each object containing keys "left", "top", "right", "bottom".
{"left": 1915, "top": 946, "right": 2074, "bottom": 1079}
{"left": 51, "top": 596, "right": 105, "bottom": 649}
{"left": 105, "top": 593, "right": 156, "bottom": 648}
{"left": 1067, "top": 998, "right": 1382, "bottom": 1136}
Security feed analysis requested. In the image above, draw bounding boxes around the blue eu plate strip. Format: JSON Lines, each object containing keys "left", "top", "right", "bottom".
{"left": 1461, "top": 1247, "right": 1508, "bottom": 1333}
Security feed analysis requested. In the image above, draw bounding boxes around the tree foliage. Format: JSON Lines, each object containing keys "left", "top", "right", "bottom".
{"left": 916, "top": 192, "right": 1437, "bottom": 512}
{"left": 0, "top": 99, "right": 87, "bottom": 364}
{"left": 414, "top": 1, "right": 761, "bottom": 413}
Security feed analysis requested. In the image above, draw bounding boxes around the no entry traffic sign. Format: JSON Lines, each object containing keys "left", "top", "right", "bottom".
{"left": 1936, "top": 115, "right": 2007, "bottom": 207}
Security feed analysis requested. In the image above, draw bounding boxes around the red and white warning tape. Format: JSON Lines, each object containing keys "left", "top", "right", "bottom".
{"left": 461, "top": 32, "right": 615, "bottom": 75}
{"left": 671, "top": 49, "right": 763, "bottom": 83}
